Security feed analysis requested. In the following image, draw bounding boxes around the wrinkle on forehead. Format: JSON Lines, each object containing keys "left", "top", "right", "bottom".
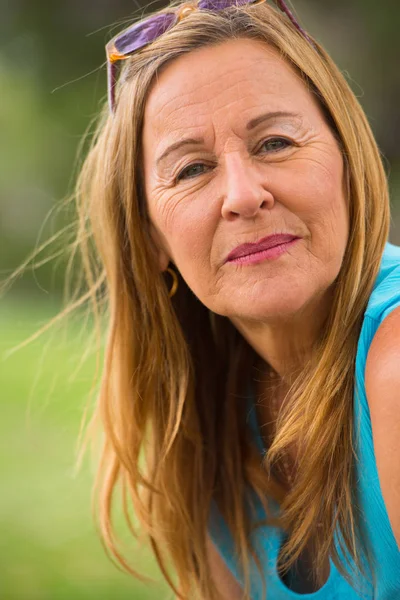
{"left": 144, "top": 39, "right": 310, "bottom": 122}
{"left": 142, "top": 38, "right": 328, "bottom": 172}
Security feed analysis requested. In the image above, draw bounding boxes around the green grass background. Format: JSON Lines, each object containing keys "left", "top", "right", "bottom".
{"left": 1, "top": 299, "right": 171, "bottom": 600}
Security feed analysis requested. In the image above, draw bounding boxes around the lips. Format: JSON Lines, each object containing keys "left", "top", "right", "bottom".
{"left": 226, "top": 234, "right": 299, "bottom": 262}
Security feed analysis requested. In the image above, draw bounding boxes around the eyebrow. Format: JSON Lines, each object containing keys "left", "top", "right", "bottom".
{"left": 155, "top": 111, "right": 302, "bottom": 168}
{"left": 246, "top": 110, "right": 302, "bottom": 130}
{"left": 156, "top": 138, "right": 205, "bottom": 168}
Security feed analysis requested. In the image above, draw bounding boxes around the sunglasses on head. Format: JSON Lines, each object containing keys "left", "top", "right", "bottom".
{"left": 106, "top": 0, "right": 314, "bottom": 113}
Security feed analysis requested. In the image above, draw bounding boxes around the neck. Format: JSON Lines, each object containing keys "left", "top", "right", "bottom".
{"left": 231, "top": 289, "right": 333, "bottom": 383}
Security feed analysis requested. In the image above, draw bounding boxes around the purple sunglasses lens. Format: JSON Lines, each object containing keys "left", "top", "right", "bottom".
{"left": 114, "top": 12, "right": 177, "bottom": 55}
{"left": 198, "top": 0, "right": 253, "bottom": 8}
{"left": 108, "top": 0, "right": 314, "bottom": 112}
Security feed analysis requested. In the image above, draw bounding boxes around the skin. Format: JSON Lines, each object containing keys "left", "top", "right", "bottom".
{"left": 365, "top": 306, "right": 400, "bottom": 547}
{"left": 142, "top": 38, "right": 349, "bottom": 383}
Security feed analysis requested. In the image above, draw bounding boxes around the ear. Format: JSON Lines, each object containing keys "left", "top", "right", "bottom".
{"left": 149, "top": 223, "right": 171, "bottom": 272}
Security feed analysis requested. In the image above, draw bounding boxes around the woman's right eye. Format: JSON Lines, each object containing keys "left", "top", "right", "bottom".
{"left": 176, "top": 163, "right": 210, "bottom": 182}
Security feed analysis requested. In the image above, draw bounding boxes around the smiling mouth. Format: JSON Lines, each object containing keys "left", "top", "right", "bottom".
{"left": 225, "top": 234, "right": 300, "bottom": 263}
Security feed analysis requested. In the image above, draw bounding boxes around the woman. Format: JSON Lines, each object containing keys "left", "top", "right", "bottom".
{"left": 74, "top": 0, "right": 400, "bottom": 598}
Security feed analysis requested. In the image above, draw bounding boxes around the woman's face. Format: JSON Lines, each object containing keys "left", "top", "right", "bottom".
{"left": 142, "top": 38, "right": 349, "bottom": 321}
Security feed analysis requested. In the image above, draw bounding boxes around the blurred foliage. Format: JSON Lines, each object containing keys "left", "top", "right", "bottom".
{"left": 0, "top": 0, "right": 399, "bottom": 297}
{"left": 0, "top": 300, "right": 171, "bottom": 599}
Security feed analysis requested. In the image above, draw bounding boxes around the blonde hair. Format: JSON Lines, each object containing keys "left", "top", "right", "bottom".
{"left": 43, "top": 2, "right": 392, "bottom": 598}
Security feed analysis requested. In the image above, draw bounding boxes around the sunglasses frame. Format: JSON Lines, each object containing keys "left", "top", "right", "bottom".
{"left": 106, "top": 0, "right": 314, "bottom": 113}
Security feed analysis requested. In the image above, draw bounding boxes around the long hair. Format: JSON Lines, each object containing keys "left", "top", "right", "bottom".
{"left": 70, "top": 2, "right": 390, "bottom": 599}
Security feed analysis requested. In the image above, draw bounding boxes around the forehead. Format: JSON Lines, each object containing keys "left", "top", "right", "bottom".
{"left": 143, "top": 38, "right": 324, "bottom": 144}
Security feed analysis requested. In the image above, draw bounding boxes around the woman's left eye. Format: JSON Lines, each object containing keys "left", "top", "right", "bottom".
{"left": 259, "top": 137, "right": 292, "bottom": 153}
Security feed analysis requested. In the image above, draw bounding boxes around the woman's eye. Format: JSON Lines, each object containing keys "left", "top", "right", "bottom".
{"left": 175, "top": 138, "right": 291, "bottom": 182}
{"left": 259, "top": 137, "right": 292, "bottom": 153}
{"left": 176, "top": 163, "right": 210, "bottom": 182}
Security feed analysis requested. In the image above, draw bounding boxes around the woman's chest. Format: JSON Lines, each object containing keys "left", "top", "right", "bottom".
{"left": 277, "top": 535, "right": 331, "bottom": 593}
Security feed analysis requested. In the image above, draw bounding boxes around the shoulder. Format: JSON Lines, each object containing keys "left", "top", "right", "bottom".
{"left": 365, "top": 240, "right": 400, "bottom": 363}
{"left": 365, "top": 304, "right": 400, "bottom": 548}
{"left": 365, "top": 304, "right": 400, "bottom": 387}
{"left": 363, "top": 242, "right": 400, "bottom": 323}
{"left": 357, "top": 242, "right": 400, "bottom": 548}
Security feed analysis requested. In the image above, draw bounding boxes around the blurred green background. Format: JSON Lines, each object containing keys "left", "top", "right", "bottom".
{"left": 1, "top": 1, "right": 399, "bottom": 599}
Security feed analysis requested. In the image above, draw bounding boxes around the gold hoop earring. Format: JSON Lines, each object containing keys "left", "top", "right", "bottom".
{"left": 166, "top": 267, "right": 178, "bottom": 298}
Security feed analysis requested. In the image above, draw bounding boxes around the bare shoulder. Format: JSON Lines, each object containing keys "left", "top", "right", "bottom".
{"left": 205, "top": 535, "right": 244, "bottom": 600}
{"left": 366, "top": 305, "right": 400, "bottom": 373}
{"left": 365, "top": 305, "right": 400, "bottom": 547}
{"left": 365, "top": 304, "right": 400, "bottom": 395}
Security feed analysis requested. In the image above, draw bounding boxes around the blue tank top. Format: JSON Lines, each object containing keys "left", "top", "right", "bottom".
{"left": 208, "top": 241, "right": 400, "bottom": 599}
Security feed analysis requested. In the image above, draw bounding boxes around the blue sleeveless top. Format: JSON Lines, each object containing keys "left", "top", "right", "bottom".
{"left": 208, "top": 241, "right": 400, "bottom": 599}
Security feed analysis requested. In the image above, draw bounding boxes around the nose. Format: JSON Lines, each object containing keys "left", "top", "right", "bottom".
{"left": 220, "top": 153, "right": 274, "bottom": 220}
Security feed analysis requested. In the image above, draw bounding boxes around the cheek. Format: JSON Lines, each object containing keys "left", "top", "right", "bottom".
{"left": 151, "top": 188, "right": 217, "bottom": 270}
{"left": 309, "top": 198, "right": 349, "bottom": 282}
{"left": 150, "top": 190, "right": 183, "bottom": 234}
{"left": 315, "top": 171, "right": 348, "bottom": 247}
{"left": 294, "top": 155, "right": 348, "bottom": 240}
{"left": 175, "top": 210, "right": 215, "bottom": 273}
